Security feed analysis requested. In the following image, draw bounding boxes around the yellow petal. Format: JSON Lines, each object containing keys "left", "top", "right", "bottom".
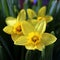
{"left": 35, "top": 20, "right": 46, "bottom": 34}
{"left": 21, "top": 21, "right": 34, "bottom": 35}
{"left": 25, "top": 42, "right": 45, "bottom": 51}
{"left": 11, "top": 34, "right": 21, "bottom": 41}
{"left": 14, "top": 36, "right": 27, "bottom": 45}
{"left": 27, "top": 9, "right": 37, "bottom": 19}
{"left": 3, "top": 26, "right": 13, "bottom": 34}
{"left": 28, "top": 19, "right": 38, "bottom": 26}
{"left": 42, "top": 33, "right": 57, "bottom": 46}
{"left": 6, "top": 17, "right": 17, "bottom": 26}
{"left": 45, "top": 16, "right": 53, "bottom": 23}
{"left": 17, "top": 9, "right": 26, "bottom": 21}
{"left": 38, "top": 6, "right": 46, "bottom": 17}
{"left": 25, "top": 43, "right": 36, "bottom": 50}
{"left": 36, "top": 43, "right": 45, "bottom": 51}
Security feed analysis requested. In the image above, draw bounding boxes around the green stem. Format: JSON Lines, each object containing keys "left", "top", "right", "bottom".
{"left": 7, "top": 0, "right": 15, "bottom": 17}
{"left": 20, "top": 47, "right": 25, "bottom": 60}
{"left": 39, "top": 49, "right": 45, "bottom": 60}
{"left": 41, "top": 50, "right": 45, "bottom": 60}
{"left": 37, "top": 0, "right": 42, "bottom": 10}
{"left": 45, "top": 44, "right": 54, "bottom": 60}
{"left": 23, "top": 0, "right": 28, "bottom": 10}
{"left": 39, "top": 44, "right": 54, "bottom": 60}
{"left": 47, "top": 0, "right": 57, "bottom": 15}
{"left": 25, "top": 50, "right": 41, "bottom": 60}
{"left": 1, "top": 0, "right": 10, "bottom": 16}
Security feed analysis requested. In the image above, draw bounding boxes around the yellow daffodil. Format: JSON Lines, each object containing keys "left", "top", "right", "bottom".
{"left": 3, "top": 9, "right": 26, "bottom": 41}
{"left": 14, "top": 20, "right": 57, "bottom": 51}
{"left": 27, "top": 6, "right": 53, "bottom": 26}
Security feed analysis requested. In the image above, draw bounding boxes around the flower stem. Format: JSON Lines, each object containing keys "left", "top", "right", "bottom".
{"left": 39, "top": 44, "right": 54, "bottom": 60}
{"left": 39, "top": 49, "right": 45, "bottom": 60}
{"left": 38, "top": 0, "right": 42, "bottom": 10}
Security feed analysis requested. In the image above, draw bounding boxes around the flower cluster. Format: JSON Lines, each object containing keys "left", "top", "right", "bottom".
{"left": 3, "top": 6, "right": 57, "bottom": 51}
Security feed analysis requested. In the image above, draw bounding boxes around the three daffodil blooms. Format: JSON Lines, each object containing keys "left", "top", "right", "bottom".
{"left": 14, "top": 20, "right": 57, "bottom": 51}
{"left": 3, "top": 9, "right": 26, "bottom": 41}
{"left": 3, "top": 7, "right": 57, "bottom": 51}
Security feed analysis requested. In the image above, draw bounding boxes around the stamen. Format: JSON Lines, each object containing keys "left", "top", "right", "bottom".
{"left": 37, "top": 17, "right": 46, "bottom": 21}
{"left": 37, "top": 17, "right": 42, "bottom": 20}
{"left": 16, "top": 26, "right": 22, "bottom": 32}
{"left": 13, "top": 22, "right": 22, "bottom": 34}
{"left": 32, "top": 36, "right": 39, "bottom": 43}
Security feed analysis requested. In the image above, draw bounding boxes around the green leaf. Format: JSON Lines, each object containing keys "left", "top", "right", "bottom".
{"left": 0, "top": 0, "right": 2, "bottom": 10}
{"left": 0, "top": 45, "right": 9, "bottom": 60}
{"left": 37, "top": 0, "right": 42, "bottom": 10}
{"left": 55, "top": 1, "right": 60, "bottom": 20}
{"left": 1, "top": 0, "right": 10, "bottom": 16}
{"left": 25, "top": 50, "right": 41, "bottom": 60}
{"left": 0, "top": 36, "right": 14, "bottom": 60}
{"left": 56, "top": 1, "right": 60, "bottom": 14}
{"left": 47, "top": 0, "right": 54, "bottom": 12}
{"left": 13, "top": 46, "right": 25, "bottom": 60}
{"left": 45, "top": 44, "right": 54, "bottom": 60}
{"left": 39, "top": 44, "right": 54, "bottom": 60}
{"left": 39, "top": 49, "right": 45, "bottom": 60}
{"left": 23, "top": 1, "right": 28, "bottom": 10}
{"left": 7, "top": 0, "right": 15, "bottom": 16}
{"left": 47, "top": 0, "right": 57, "bottom": 15}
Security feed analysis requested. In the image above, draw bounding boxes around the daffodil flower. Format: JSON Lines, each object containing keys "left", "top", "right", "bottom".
{"left": 27, "top": 6, "right": 53, "bottom": 26}
{"left": 14, "top": 20, "right": 57, "bottom": 51}
{"left": 3, "top": 9, "right": 26, "bottom": 41}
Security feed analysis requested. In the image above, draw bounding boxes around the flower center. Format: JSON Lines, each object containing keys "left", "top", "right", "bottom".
{"left": 16, "top": 26, "right": 22, "bottom": 32}
{"left": 37, "top": 17, "right": 46, "bottom": 21}
{"left": 32, "top": 36, "right": 39, "bottom": 43}
{"left": 13, "top": 22, "right": 22, "bottom": 34}
{"left": 27, "top": 32, "right": 41, "bottom": 45}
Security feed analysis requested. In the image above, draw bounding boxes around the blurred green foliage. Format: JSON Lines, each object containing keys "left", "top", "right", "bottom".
{"left": 0, "top": 0, "right": 60, "bottom": 60}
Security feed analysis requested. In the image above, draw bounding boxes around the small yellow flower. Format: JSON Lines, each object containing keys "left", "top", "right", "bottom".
{"left": 14, "top": 20, "right": 57, "bottom": 51}
{"left": 3, "top": 9, "right": 26, "bottom": 41}
{"left": 27, "top": 6, "right": 53, "bottom": 25}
